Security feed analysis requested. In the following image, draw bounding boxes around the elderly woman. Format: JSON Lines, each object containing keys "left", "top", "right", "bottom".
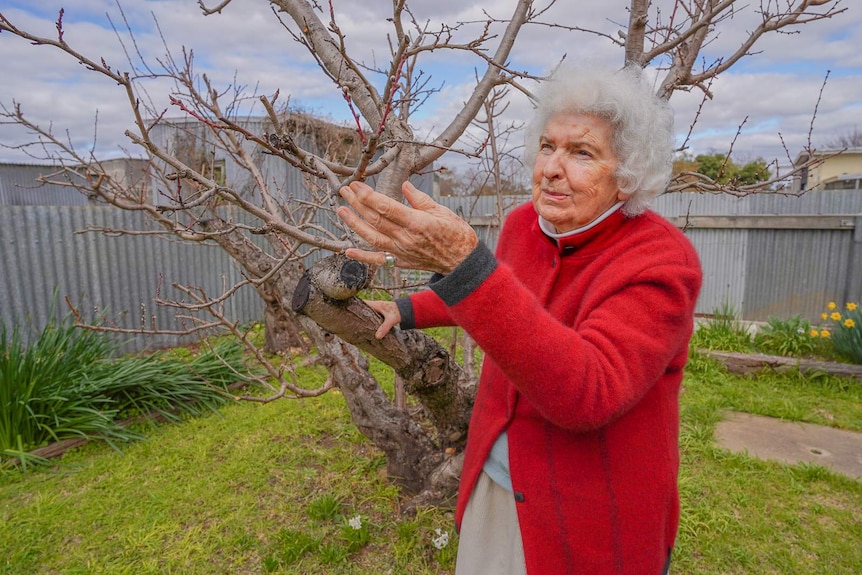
{"left": 337, "top": 65, "right": 702, "bottom": 575}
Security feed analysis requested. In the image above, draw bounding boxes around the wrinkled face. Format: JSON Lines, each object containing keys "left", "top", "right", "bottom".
{"left": 531, "top": 113, "right": 628, "bottom": 233}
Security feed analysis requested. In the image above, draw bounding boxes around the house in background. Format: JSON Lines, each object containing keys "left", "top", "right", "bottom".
{"left": 793, "top": 147, "right": 862, "bottom": 192}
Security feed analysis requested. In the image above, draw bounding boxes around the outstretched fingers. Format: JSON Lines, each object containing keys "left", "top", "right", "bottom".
{"left": 342, "top": 246, "right": 393, "bottom": 269}
{"left": 337, "top": 179, "right": 478, "bottom": 274}
{"left": 340, "top": 181, "right": 413, "bottom": 230}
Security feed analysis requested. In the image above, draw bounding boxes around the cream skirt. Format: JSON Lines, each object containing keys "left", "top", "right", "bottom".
{"left": 455, "top": 471, "right": 527, "bottom": 575}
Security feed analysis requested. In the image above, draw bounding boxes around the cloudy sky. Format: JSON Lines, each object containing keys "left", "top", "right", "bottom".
{"left": 0, "top": 0, "right": 858, "bottom": 172}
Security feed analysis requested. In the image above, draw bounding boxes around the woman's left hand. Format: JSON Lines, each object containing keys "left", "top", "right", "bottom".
{"left": 365, "top": 300, "right": 401, "bottom": 339}
{"left": 337, "top": 180, "right": 478, "bottom": 275}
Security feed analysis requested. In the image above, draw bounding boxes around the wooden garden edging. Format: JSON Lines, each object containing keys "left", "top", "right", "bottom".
{"left": 700, "top": 350, "right": 862, "bottom": 381}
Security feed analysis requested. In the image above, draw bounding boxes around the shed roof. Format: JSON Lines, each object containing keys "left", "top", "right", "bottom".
{"left": 0, "top": 163, "right": 90, "bottom": 206}
{"left": 794, "top": 147, "right": 862, "bottom": 166}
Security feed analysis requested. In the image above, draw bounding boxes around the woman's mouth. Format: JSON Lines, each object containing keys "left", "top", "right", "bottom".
{"left": 543, "top": 189, "right": 568, "bottom": 200}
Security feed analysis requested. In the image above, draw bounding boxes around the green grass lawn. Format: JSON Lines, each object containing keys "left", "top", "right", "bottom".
{"left": 2, "top": 352, "right": 861, "bottom": 574}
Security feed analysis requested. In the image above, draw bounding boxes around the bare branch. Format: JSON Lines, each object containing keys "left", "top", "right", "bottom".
{"left": 624, "top": 0, "right": 651, "bottom": 66}
{"left": 807, "top": 69, "right": 831, "bottom": 149}
{"left": 415, "top": 0, "right": 532, "bottom": 167}
{"left": 649, "top": 0, "right": 846, "bottom": 99}
{"left": 197, "top": 0, "right": 236, "bottom": 16}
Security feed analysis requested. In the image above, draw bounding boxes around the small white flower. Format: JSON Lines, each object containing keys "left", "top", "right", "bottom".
{"left": 432, "top": 528, "right": 449, "bottom": 550}
{"left": 348, "top": 514, "right": 362, "bottom": 530}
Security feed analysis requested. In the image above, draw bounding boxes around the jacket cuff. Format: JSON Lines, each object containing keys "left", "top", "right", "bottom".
{"left": 428, "top": 241, "right": 497, "bottom": 307}
{"left": 395, "top": 297, "right": 416, "bottom": 330}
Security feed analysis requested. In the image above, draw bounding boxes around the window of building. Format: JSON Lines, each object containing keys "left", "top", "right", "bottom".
{"left": 823, "top": 178, "right": 860, "bottom": 190}
{"left": 212, "top": 159, "right": 226, "bottom": 186}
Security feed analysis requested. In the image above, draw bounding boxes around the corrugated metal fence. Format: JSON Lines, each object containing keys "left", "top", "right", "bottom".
{"left": 0, "top": 206, "right": 261, "bottom": 353}
{"left": 652, "top": 191, "right": 862, "bottom": 322}
{"left": 2, "top": 190, "right": 861, "bottom": 353}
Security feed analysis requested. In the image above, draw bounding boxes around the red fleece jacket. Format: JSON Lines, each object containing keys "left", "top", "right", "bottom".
{"left": 401, "top": 202, "right": 702, "bottom": 574}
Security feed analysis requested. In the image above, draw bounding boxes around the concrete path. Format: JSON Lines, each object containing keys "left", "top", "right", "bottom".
{"left": 715, "top": 411, "right": 862, "bottom": 480}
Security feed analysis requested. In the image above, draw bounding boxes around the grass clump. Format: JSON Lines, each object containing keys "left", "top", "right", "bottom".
{"left": 0, "top": 318, "right": 135, "bottom": 468}
{"left": 692, "top": 304, "right": 754, "bottom": 353}
{"left": 0, "top": 316, "right": 255, "bottom": 469}
{"left": 753, "top": 315, "right": 820, "bottom": 358}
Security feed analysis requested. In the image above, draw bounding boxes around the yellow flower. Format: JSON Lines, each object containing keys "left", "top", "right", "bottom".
{"left": 820, "top": 329, "right": 831, "bottom": 338}
{"left": 809, "top": 329, "right": 820, "bottom": 338}
{"left": 821, "top": 312, "right": 828, "bottom": 320}
{"left": 831, "top": 312, "right": 842, "bottom": 321}
{"left": 848, "top": 302, "right": 859, "bottom": 311}
{"left": 827, "top": 301, "right": 837, "bottom": 310}
{"left": 845, "top": 319, "right": 857, "bottom": 329}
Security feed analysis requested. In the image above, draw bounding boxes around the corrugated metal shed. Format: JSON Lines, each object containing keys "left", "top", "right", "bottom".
{"left": 0, "top": 159, "right": 151, "bottom": 206}
{"left": 0, "top": 163, "right": 91, "bottom": 206}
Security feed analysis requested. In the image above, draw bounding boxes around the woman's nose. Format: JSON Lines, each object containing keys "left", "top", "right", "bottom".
{"left": 542, "top": 152, "right": 563, "bottom": 178}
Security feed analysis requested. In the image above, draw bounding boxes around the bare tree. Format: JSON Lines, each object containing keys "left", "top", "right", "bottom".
{"left": 824, "top": 126, "right": 862, "bottom": 149}
{"left": 0, "top": 0, "right": 845, "bottom": 506}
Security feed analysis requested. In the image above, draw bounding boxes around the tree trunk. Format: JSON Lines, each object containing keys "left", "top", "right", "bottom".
{"left": 298, "top": 315, "right": 445, "bottom": 494}
{"left": 262, "top": 299, "right": 307, "bottom": 353}
{"left": 292, "top": 254, "right": 476, "bottom": 500}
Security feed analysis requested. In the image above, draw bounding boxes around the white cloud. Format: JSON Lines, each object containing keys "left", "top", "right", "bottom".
{"left": 671, "top": 69, "right": 862, "bottom": 159}
{"left": 0, "top": 0, "right": 858, "bottom": 167}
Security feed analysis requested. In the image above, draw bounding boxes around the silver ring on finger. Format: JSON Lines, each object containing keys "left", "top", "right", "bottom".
{"left": 383, "top": 252, "right": 397, "bottom": 268}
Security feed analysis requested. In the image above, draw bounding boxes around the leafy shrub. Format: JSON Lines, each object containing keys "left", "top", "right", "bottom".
{"left": 753, "top": 315, "right": 818, "bottom": 357}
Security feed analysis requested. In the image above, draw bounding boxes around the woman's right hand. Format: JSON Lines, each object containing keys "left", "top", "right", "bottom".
{"left": 366, "top": 300, "right": 401, "bottom": 339}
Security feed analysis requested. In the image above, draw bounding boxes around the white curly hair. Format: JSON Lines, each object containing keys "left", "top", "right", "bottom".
{"left": 523, "top": 64, "right": 675, "bottom": 216}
